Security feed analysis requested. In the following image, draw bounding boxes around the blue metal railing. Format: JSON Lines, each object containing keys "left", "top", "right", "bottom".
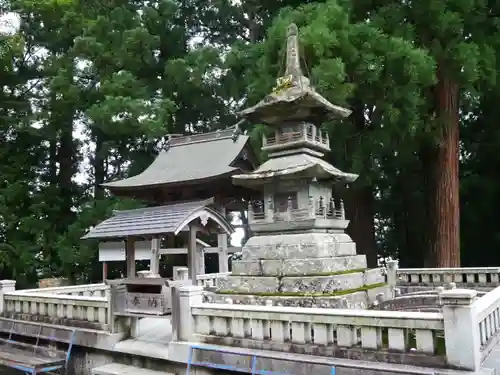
{"left": 0, "top": 325, "right": 75, "bottom": 375}
{"left": 186, "top": 344, "right": 336, "bottom": 375}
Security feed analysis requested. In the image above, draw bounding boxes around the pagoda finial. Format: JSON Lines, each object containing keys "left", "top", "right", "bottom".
{"left": 238, "top": 22, "right": 352, "bottom": 123}
{"left": 285, "top": 23, "right": 302, "bottom": 80}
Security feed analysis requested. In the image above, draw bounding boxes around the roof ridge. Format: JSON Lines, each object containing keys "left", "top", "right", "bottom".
{"left": 170, "top": 128, "right": 238, "bottom": 148}
{"left": 113, "top": 197, "right": 215, "bottom": 216}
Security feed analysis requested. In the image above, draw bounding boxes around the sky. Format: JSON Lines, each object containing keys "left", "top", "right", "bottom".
{"left": 0, "top": 12, "right": 20, "bottom": 35}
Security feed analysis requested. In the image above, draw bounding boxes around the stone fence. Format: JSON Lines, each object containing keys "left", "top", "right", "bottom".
{"left": 172, "top": 282, "right": 500, "bottom": 372}
{"left": 395, "top": 265, "right": 500, "bottom": 292}
{"left": 0, "top": 273, "right": 229, "bottom": 332}
{"left": 18, "top": 283, "right": 109, "bottom": 297}
{"left": 0, "top": 266, "right": 499, "bottom": 372}
{"left": 0, "top": 280, "right": 110, "bottom": 331}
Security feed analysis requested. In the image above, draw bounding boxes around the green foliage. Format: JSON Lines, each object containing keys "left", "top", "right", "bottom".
{"left": 0, "top": 0, "right": 498, "bottom": 283}
{"left": 217, "top": 283, "right": 388, "bottom": 297}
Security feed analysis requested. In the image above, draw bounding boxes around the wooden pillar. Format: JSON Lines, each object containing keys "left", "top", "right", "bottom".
{"left": 125, "top": 238, "right": 136, "bottom": 278}
{"left": 102, "top": 261, "right": 108, "bottom": 281}
{"left": 150, "top": 238, "right": 160, "bottom": 275}
{"left": 187, "top": 225, "right": 198, "bottom": 285}
{"left": 218, "top": 205, "right": 229, "bottom": 273}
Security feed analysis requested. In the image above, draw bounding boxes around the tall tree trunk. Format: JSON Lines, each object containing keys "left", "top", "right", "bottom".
{"left": 93, "top": 128, "right": 106, "bottom": 201}
{"left": 346, "top": 186, "right": 378, "bottom": 267}
{"left": 344, "top": 99, "right": 378, "bottom": 268}
{"left": 419, "top": 143, "right": 437, "bottom": 268}
{"left": 392, "top": 159, "right": 427, "bottom": 268}
{"left": 57, "top": 123, "right": 75, "bottom": 225}
{"left": 427, "top": 64, "right": 461, "bottom": 267}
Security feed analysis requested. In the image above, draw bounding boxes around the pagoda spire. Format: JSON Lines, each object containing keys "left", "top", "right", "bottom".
{"left": 284, "top": 23, "right": 304, "bottom": 83}
{"left": 238, "top": 23, "right": 351, "bottom": 125}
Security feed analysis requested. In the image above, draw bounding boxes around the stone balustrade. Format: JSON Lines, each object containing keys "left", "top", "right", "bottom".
{"left": 264, "top": 123, "right": 330, "bottom": 149}
{"left": 173, "top": 284, "right": 500, "bottom": 372}
{"left": 396, "top": 266, "right": 500, "bottom": 292}
{"left": 0, "top": 266, "right": 499, "bottom": 373}
{"left": 3, "top": 291, "right": 109, "bottom": 330}
{"left": 19, "top": 283, "right": 109, "bottom": 297}
{"left": 473, "top": 285, "right": 500, "bottom": 361}
{"left": 248, "top": 196, "right": 346, "bottom": 224}
{"left": 192, "top": 303, "right": 445, "bottom": 366}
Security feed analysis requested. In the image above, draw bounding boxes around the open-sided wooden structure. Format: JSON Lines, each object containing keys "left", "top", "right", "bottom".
{"left": 83, "top": 198, "right": 234, "bottom": 282}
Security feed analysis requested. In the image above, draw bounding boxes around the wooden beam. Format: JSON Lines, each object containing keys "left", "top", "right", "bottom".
{"left": 125, "top": 238, "right": 135, "bottom": 277}
{"left": 187, "top": 225, "right": 197, "bottom": 285}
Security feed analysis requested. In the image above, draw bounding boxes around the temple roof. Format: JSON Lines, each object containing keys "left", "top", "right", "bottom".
{"left": 232, "top": 153, "right": 358, "bottom": 188}
{"left": 101, "top": 127, "right": 253, "bottom": 192}
{"left": 82, "top": 198, "right": 234, "bottom": 240}
{"left": 237, "top": 23, "right": 352, "bottom": 125}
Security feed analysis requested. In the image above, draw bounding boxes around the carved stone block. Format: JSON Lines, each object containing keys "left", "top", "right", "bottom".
{"left": 363, "top": 268, "right": 385, "bottom": 285}
{"left": 125, "top": 292, "right": 168, "bottom": 315}
{"left": 218, "top": 276, "right": 279, "bottom": 293}
{"left": 280, "top": 272, "right": 365, "bottom": 293}
{"left": 240, "top": 232, "right": 357, "bottom": 261}
{"left": 231, "top": 255, "right": 368, "bottom": 276}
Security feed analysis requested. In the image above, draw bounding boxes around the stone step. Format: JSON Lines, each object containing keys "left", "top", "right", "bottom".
{"left": 91, "top": 363, "right": 174, "bottom": 375}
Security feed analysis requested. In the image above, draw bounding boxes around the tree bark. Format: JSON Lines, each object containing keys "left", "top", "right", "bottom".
{"left": 344, "top": 99, "right": 378, "bottom": 268}
{"left": 93, "top": 128, "right": 106, "bottom": 201}
{"left": 345, "top": 186, "right": 378, "bottom": 267}
{"left": 427, "top": 64, "right": 461, "bottom": 267}
{"left": 392, "top": 158, "right": 427, "bottom": 268}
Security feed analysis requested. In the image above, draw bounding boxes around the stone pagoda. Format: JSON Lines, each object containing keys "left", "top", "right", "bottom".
{"left": 215, "top": 23, "right": 389, "bottom": 308}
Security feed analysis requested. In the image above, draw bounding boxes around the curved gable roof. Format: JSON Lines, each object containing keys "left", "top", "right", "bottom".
{"left": 82, "top": 198, "right": 234, "bottom": 240}
{"left": 102, "top": 128, "right": 252, "bottom": 191}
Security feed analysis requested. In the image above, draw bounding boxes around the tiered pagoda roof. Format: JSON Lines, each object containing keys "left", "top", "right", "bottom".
{"left": 237, "top": 23, "right": 351, "bottom": 126}
{"left": 232, "top": 23, "right": 357, "bottom": 189}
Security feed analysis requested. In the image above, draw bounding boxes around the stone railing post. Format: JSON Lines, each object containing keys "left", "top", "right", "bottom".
{"left": 0, "top": 280, "right": 15, "bottom": 314}
{"left": 308, "top": 196, "right": 315, "bottom": 219}
{"left": 173, "top": 266, "right": 189, "bottom": 281}
{"left": 386, "top": 260, "right": 399, "bottom": 296}
{"left": 247, "top": 201, "right": 253, "bottom": 223}
{"left": 105, "top": 286, "right": 113, "bottom": 332}
{"left": 441, "top": 289, "right": 480, "bottom": 371}
{"left": 177, "top": 285, "right": 203, "bottom": 342}
{"left": 266, "top": 196, "right": 274, "bottom": 223}
{"left": 287, "top": 196, "right": 293, "bottom": 221}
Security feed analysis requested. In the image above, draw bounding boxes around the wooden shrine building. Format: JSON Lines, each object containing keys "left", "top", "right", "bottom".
{"left": 83, "top": 127, "right": 258, "bottom": 283}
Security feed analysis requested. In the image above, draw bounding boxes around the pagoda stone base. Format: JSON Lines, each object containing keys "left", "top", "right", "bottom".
{"left": 219, "top": 268, "right": 384, "bottom": 294}
{"left": 210, "top": 285, "right": 391, "bottom": 309}
{"left": 217, "top": 231, "right": 388, "bottom": 308}
{"left": 232, "top": 255, "right": 367, "bottom": 276}
{"left": 238, "top": 232, "right": 357, "bottom": 261}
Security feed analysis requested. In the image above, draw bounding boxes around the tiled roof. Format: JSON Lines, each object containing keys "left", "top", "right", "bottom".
{"left": 82, "top": 198, "right": 233, "bottom": 240}
{"left": 101, "top": 128, "right": 251, "bottom": 190}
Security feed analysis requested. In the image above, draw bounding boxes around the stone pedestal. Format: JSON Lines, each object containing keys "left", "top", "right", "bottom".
{"left": 216, "top": 232, "right": 389, "bottom": 308}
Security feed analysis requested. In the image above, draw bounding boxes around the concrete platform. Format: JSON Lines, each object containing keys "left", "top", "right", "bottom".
{"left": 91, "top": 363, "right": 174, "bottom": 375}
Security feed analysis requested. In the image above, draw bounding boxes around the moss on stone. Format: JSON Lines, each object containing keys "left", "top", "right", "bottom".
{"left": 305, "top": 268, "right": 367, "bottom": 277}
{"left": 237, "top": 268, "right": 368, "bottom": 278}
{"left": 216, "top": 282, "right": 387, "bottom": 297}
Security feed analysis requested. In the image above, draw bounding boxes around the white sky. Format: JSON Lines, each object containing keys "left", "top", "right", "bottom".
{"left": 0, "top": 12, "right": 20, "bottom": 35}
